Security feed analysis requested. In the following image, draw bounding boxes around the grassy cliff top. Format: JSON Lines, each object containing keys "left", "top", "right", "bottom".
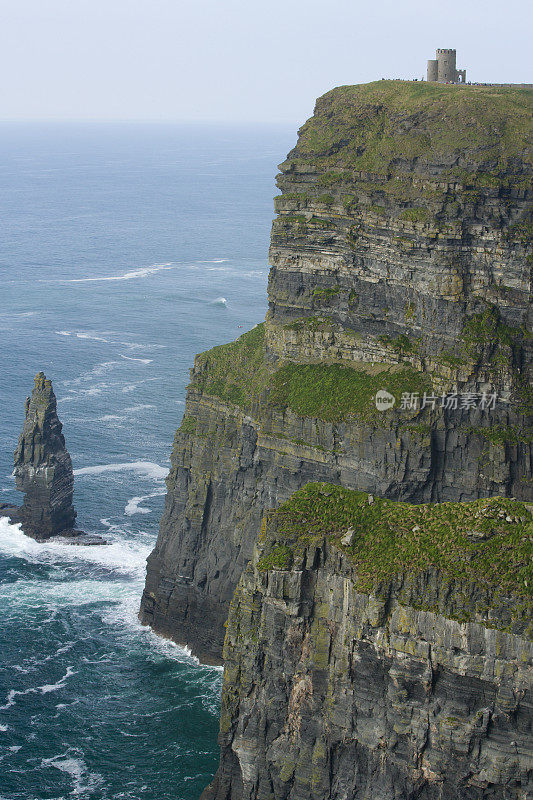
{"left": 282, "top": 80, "right": 533, "bottom": 175}
{"left": 258, "top": 483, "right": 532, "bottom": 621}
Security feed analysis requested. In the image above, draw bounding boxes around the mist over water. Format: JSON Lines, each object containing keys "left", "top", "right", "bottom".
{"left": 0, "top": 122, "right": 294, "bottom": 799}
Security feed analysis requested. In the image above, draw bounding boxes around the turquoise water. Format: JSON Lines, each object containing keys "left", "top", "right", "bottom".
{"left": 0, "top": 122, "right": 294, "bottom": 799}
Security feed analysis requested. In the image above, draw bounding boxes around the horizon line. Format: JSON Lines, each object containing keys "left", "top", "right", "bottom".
{"left": 0, "top": 117, "right": 301, "bottom": 126}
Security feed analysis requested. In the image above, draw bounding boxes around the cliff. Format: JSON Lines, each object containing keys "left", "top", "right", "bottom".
{"left": 139, "top": 81, "right": 533, "bottom": 664}
{"left": 202, "top": 483, "right": 533, "bottom": 800}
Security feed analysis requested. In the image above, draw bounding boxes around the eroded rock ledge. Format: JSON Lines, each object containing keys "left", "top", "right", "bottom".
{"left": 202, "top": 484, "right": 533, "bottom": 800}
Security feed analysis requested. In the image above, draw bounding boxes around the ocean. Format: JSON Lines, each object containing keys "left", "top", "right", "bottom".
{"left": 0, "top": 122, "right": 295, "bottom": 799}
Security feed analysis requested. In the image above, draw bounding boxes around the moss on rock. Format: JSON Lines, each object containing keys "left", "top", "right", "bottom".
{"left": 264, "top": 483, "right": 533, "bottom": 607}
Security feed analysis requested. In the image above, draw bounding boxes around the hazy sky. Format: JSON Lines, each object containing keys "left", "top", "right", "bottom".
{"left": 2, "top": 0, "right": 531, "bottom": 125}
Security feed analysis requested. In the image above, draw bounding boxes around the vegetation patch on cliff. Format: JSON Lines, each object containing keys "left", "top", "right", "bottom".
{"left": 193, "top": 325, "right": 432, "bottom": 422}
{"left": 285, "top": 81, "right": 532, "bottom": 176}
{"left": 263, "top": 483, "right": 532, "bottom": 609}
{"left": 269, "top": 363, "right": 430, "bottom": 422}
{"left": 193, "top": 324, "right": 269, "bottom": 408}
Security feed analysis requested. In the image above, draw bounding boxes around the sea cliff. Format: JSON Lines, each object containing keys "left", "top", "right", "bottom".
{"left": 140, "top": 80, "right": 532, "bottom": 665}
{"left": 202, "top": 484, "right": 532, "bottom": 800}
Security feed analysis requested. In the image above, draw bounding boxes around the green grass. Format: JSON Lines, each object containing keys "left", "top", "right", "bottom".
{"left": 262, "top": 482, "right": 533, "bottom": 605}
{"left": 283, "top": 316, "right": 334, "bottom": 332}
{"left": 312, "top": 287, "right": 340, "bottom": 300}
{"left": 193, "top": 324, "right": 269, "bottom": 408}
{"left": 269, "top": 362, "right": 431, "bottom": 422}
{"left": 459, "top": 306, "right": 529, "bottom": 389}
{"left": 469, "top": 425, "right": 533, "bottom": 446}
{"left": 193, "top": 324, "right": 432, "bottom": 422}
{"left": 178, "top": 415, "right": 197, "bottom": 434}
{"left": 284, "top": 81, "right": 532, "bottom": 176}
{"left": 461, "top": 306, "right": 518, "bottom": 351}
{"left": 257, "top": 543, "right": 293, "bottom": 572}
{"left": 378, "top": 333, "right": 418, "bottom": 354}
{"left": 399, "top": 207, "right": 430, "bottom": 223}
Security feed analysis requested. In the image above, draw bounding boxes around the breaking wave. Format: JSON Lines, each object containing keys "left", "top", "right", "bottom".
{"left": 53, "top": 263, "right": 175, "bottom": 283}
{"left": 74, "top": 461, "right": 168, "bottom": 480}
{"left": 120, "top": 354, "right": 153, "bottom": 364}
{"left": 124, "top": 489, "right": 167, "bottom": 516}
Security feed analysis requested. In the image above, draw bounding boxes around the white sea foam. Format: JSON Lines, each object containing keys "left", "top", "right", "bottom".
{"left": 55, "top": 331, "right": 110, "bottom": 342}
{"left": 120, "top": 377, "right": 161, "bottom": 394}
{"left": 59, "top": 386, "right": 108, "bottom": 402}
{"left": 0, "top": 667, "right": 76, "bottom": 711}
{"left": 40, "top": 666, "right": 76, "bottom": 694}
{"left": 41, "top": 753, "right": 104, "bottom": 795}
{"left": 202, "top": 266, "right": 265, "bottom": 283}
{"left": 62, "top": 361, "right": 120, "bottom": 388}
{"left": 0, "top": 517, "right": 150, "bottom": 580}
{"left": 118, "top": 340, "right": 166, "bottom": 351}
{"left": 78, "top": 403, "right": 156, "bottom": 425}
{"left": 75, "top": 333, "right": 109, "bottom": 342}
{"left": 210, "top": 296, "right": 227, "bottom": 306}
{"left": 11, "top": 642, "right": 77, "bottom": 677}
{"left": 56, "top": 330, "right": 165, "bottom": 353}
{"left": 0, "top": 510, "right": 219, "bottom": 693}
{"left": 124, "top": 489, "right": 166, "bottom": 516}
{"left": 120, "top": 354, "right": 153, "bottom": 364}
{"left": 59, "top": 263, "right": 174, "bottom": 283}
{"left": 198, "top": 258, "right": 229, "bottom": 263}
{"left": 74, "top": 461, "right": 167, "bottom": 480}
{"left": 124, "top": 498, "right": 152, "bottom": 516}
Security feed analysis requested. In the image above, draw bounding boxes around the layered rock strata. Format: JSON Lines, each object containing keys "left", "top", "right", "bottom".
{"left": 140, "top": 81, "right": 532, "bottom": 663}
{"left": 202, "top": 484, "right": 533, "bottom": 800}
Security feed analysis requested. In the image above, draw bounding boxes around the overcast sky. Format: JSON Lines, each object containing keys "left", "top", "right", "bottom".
{"left": 1, "top": 0, "right": 531, "bottom": 125}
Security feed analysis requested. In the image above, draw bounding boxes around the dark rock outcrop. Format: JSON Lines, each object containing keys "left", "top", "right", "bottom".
{"left": 140, "top": 81, "right": 532, "bottom": 664}
{"left": 2, "top": 372, "right": 104, "bottom": 544}
{"left": 10, "top": 372, "right": 77, "bottom": 540}
{"left": 202, "top": 485, "right": 533, "bottom": 800}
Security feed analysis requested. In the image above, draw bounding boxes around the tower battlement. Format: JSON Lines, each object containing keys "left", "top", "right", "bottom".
{"left": 427, "top": 48, "right": 466, "bottom": 83}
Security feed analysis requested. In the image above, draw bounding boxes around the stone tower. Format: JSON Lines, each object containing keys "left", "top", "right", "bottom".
{"left": 427, "top": 49, "right": 466, "bottom": 83}
{"left": 13, "top": 372, "right": 77, "bottom": 540}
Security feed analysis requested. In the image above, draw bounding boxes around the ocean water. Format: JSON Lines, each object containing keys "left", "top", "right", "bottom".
{"left": 0, "top": 122, "right": 294, "bottom": 799}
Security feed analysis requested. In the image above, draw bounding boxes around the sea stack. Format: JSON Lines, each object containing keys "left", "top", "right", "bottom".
{"left": 13, "top": 372, "right": 77, "bottom": 540}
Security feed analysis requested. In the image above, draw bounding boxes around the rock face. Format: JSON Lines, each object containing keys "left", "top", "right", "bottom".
{"left": 139, "top": 81, "right": 532, "bottom": 664}
{"left": 202, "top": 484, "right": 533, "bottom": 800}
{"left": 12, "top": 372, "right": 77, "bottom": 540}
